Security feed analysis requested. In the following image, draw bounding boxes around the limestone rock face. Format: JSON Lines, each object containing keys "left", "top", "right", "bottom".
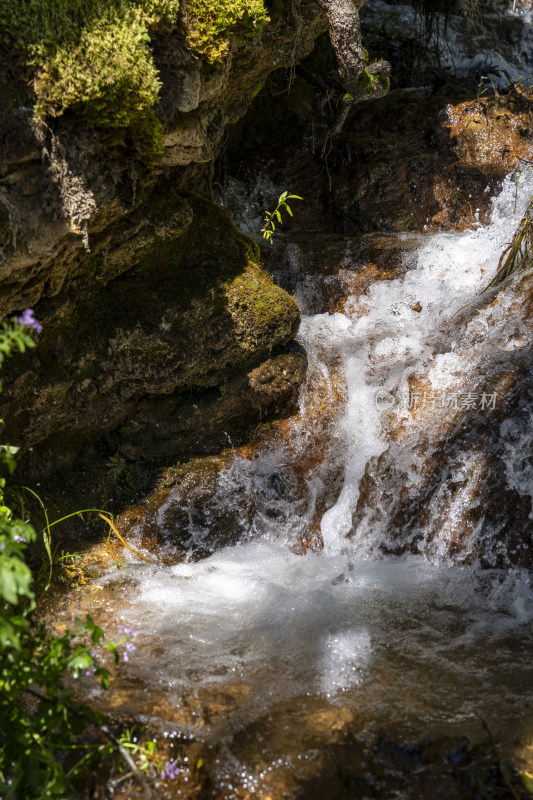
{"left": 156, "top": 1, "right": 328, "bottom": 166}
{"left": 0, "top": 3, "right": 328, "bottom": 474}
{"left": 0, "top": 190, "right": 305, "bottom": 475}
{"left": 0, "top": 1, "right": 328, "bottom": 308}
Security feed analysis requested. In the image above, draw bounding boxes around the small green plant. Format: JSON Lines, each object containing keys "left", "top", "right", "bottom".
{"left": 0, "top": 311, "right": 146, "bottom": 798}
{"left": 520, "top": 769, "right": 533, "bottom": 795}
{"left": 119, "top": 728, "right": 165, "bottom": 774}
{"left": 107, "top": 452, "right": 127, "bottom": 481}
{"left": 261, "top": 191, "right": 303, "bottom": 244}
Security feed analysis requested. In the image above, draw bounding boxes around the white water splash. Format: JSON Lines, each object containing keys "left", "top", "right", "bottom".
{"left": 317, "top": 170, "right": 533, "bottom": 554}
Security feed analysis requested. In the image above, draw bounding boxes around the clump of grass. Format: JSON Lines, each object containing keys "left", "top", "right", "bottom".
{"left": 484, "top": 198, "right": 533, "bottom": 291}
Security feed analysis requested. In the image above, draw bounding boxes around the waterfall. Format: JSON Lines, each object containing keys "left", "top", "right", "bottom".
{"left": 83, "top": 172, "right": 533, "bottom": 785}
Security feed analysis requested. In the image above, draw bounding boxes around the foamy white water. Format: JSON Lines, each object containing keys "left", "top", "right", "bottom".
{"left": 313, "top": 169, "right": 533, "bottom": 553}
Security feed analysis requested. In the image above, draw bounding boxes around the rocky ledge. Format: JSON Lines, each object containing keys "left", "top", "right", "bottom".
{"left": 0, "top": 0, "right": 335, "bottom": 479}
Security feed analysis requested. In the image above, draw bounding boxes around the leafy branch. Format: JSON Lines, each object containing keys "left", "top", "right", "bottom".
{"left": 260, "top": 191, "right": 302, "bottom": 243}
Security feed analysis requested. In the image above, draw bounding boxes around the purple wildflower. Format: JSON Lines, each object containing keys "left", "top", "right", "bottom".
{"left": 13, "top": 534, "right": 26, "bottom": 543}
{"left": 119, "top": 625, "right": 133, "bottom": 635}
{"left": 123, "top": 652, "right": 129, "bottom": 662}
{"left": 18, "top": 308, "right": 43, "bottom": 334}
{"left": 125, "top": 642, "right": 136, "bottom": 652}
{"left": 161, "top": 760, "right": 180, "bottom": 780}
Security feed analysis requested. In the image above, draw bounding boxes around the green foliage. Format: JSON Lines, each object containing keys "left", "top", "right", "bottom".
{"left": 0, "top": 320, "right": 35, "bottom": 375}
{"left": 0, "top": 616, "right": 118, "bottom": 799}
{"left": 119, "top": 728, "right": 164, "bottom": 773}
{"left": 520, "top": 770, "right": 533, "bottom": 795}
{"left": 0, "top": 318, "right": 129, "bottom": 797}
{"left": 107, "top": 452, "right": 128, "bottom": 481}
{"left": 261, "top": 191, "right": 302, "bottom": 244}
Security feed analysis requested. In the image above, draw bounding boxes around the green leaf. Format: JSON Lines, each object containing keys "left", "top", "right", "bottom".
{"left": 520, "top": 771, "right": 533, "bottom": 795}
{"left": 74, "top": 617, "right": 85, "bottom": 634}
{"left": 0, "top": 553, "right": 34, "bottom": 604}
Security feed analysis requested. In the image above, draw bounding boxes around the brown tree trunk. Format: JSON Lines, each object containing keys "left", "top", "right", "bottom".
{"left": 313, "top": 0, "right": 366, "bottom": 83}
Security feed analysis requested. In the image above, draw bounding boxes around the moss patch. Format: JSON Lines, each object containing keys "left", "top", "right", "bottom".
{"left": 183, "top": 0, "right": 268, "bottom": 62}
{"left": 226, "top": 263, "right": 300, "bottom": 354}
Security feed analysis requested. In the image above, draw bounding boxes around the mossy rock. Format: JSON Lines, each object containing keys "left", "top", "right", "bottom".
{"left": 0, "top": 0, "right": 268, "bottom": 161}
{"left": 2, "top": 189, "right": 303, "bottom": 478}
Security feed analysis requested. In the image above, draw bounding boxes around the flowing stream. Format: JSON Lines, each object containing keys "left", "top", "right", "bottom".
{"left": 76, "top": 169, "right": 533, "bottom": 796}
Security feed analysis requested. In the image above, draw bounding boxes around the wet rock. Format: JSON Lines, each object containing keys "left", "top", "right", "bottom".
{"left": 350, "top": 273, "right": 533, "bottom": 567}
{"left": 1, "top": 192, "right": 304, "bottom": 477}
{"left": 278, "top": 87, "right": 532, "bottom": 234}
{"left": 361, "top": 0, "right": 533, "bottom": 93}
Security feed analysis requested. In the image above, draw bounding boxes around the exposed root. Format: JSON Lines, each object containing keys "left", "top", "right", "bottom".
{"left": 312, "top": 0, "right": 391, "bottom": 114}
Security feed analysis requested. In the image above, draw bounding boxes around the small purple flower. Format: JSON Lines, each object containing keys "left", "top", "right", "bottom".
{"left": 119, "top": 625, "right": 133, "bottom": 635}
{"left": 123, "top": 652, "right": 129, "bottom": 662}
{"left": 83, "top": 652, "right": 99, "bottom": 678}
{"left": 18, "top": 308, "right": 43, "bottom": 334}
{"left": 126, "top": 642, "right": 136, "bottom": 652}
{"left": 161, "top": 760, "right": 180, "bottom": 780}
{"left": 13, "top": 534, "right": 26, "bottom": 543}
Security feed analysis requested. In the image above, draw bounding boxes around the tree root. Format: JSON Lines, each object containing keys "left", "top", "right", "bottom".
{"left": 312, "top": 0, "right": 390, "bottom": 132}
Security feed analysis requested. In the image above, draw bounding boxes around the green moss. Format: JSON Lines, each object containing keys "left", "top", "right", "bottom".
{"left": 358, "top": 68, "right": 377, "bottom": 91}
{"left": 225, "top": 262, "right": 300, "bottom": 354}
{"left": 355, "top": 66, "right": 390, "bottom": 99}
{"left": 0, "top": 0, "right": 177, "bottom": 160}
{"left": 250, "top": 77, "right": 265, "bottom": 99}
{"left": 183, "top": 0, "right": 268, "bottom": 62}
{"left": 0, "top": 0, "right": 267, "bottom": 160}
